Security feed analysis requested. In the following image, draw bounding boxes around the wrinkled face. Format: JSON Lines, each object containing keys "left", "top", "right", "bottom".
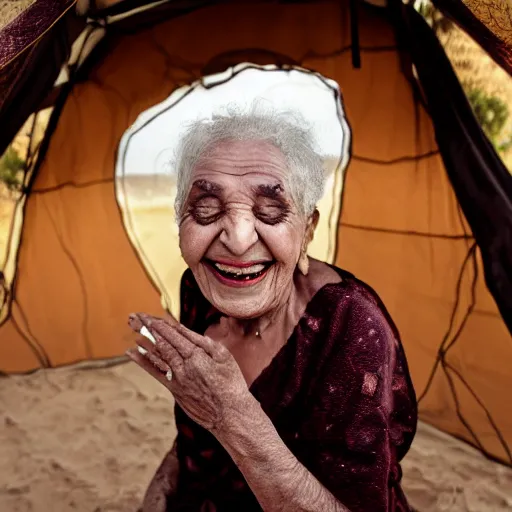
{"left": 178, "top": 139, "right": 310, "bottom": 319}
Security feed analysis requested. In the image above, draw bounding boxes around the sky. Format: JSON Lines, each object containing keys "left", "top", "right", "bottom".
{"left": 116, "top": 65, "right": 350, "bottom": 177}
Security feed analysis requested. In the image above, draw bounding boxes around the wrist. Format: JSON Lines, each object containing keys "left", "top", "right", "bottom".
{"left": 214, "top": 391, "right": 262, "bottom": 451}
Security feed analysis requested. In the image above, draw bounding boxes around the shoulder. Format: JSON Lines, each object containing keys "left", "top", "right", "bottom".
{"left": 349, "top": 279, "right": 399, "bottom": 341}
{"left": 308, "top": 266, "right": 417, "bottom": 456}
{"left": 321, "top": 265, "right": 400, "bottom": 340}
{"left": 312, "top": 266, "right": 403, "bottom": 373}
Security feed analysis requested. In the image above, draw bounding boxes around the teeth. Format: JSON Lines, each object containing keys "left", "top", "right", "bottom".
{"left": 137, "top": 346, "right": 148, "bottom": 356}
{"left": 140, "top": 325, "right": 156, "bottom": 345}
{"left": 214, "top": 262, "right": 265, "bottom": 275}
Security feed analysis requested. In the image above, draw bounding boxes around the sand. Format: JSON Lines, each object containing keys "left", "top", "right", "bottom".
{"left": 1, "top": 361, "right": 511, "bottom": 512}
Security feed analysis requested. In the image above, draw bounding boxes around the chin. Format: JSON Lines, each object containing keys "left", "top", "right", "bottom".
{"left": 211, "top": 296, "right": 271, "bottom": 320}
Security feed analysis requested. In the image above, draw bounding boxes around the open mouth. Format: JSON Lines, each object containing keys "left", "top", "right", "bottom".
{"left": 204, "top": 259, "right": 274, "bottom": 285}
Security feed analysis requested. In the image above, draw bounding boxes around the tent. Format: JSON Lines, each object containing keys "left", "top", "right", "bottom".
{"left": 0, "top": 0, "right": 511, "bottom": 468}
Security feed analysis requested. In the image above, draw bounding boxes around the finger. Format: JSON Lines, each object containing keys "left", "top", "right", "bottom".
{"left": 132, "top": 339, "right": 171, "bottom": 375}
{"left": 144, "top": 350, "right": 171, "bottom": 375}
{"left": 129, "top": 314, "right": 159, "bottom": 351}
{"left": 147, "top": 319, "right": 195, "bottom": 359}
{"left": 133, "top": 313, "right": 229, "bottom": 368}
{"left": 132, "top": 313, "right": 210, "bottom": 361}
{"left": 152, "top": 330, "right": 184, "bottom": 370}
{"left": 129, "top": 312, "right": 180, "bottom": 344}
{"left": 136, "top": 334, "right": 185, "bottom": 383}
{"left": 139, "top": 313, "right": 220, "bottom": 359}
{"left": 126, "top": 348, "right": 173, "bottom": 388}
{"left": 175, "top": 323, "right": 227, "bottom": 360}
{"left": 131, "top": 312, "right": 191, "bottom": 357}
{"left": 128, "top": 313, "right": 145, "bottom": 332}
{"left": 164, "top": 312, "right": 179, "bottom": 325}
{"left": 135, "top": 335, "right": 157, "bottom": 354}
{"left": 134, "top": 311, "right": 179, "bottom": 329}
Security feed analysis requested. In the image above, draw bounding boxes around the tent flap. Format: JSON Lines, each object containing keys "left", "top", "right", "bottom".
{"left": 0, "top": 2, "right": 84, "bottom": 156}
{"left": 402, "top": 4, "right": 512, "bottom": 336}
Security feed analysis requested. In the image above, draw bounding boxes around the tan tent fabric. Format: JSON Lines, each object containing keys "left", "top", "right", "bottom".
{"left": 0, "top": 1, "right": 510, "bottom": 463}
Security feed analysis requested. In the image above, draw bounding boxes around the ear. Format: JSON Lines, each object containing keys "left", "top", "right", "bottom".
{"left": 297, "top": 209, "right": 320, "bottom": 276}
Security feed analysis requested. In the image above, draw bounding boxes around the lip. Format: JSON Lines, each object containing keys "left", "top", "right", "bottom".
{"left": 207, "top": 258, "right": 273, "bottom": 268}
{"left": 204, "top": 260, "right": 273, "bottom": 288}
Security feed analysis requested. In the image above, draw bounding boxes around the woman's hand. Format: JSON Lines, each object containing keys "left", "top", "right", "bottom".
{"left": 126, "top": 312, "right": 250, "bottom": 434}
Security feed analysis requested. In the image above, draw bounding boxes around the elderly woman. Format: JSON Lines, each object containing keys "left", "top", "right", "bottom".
{"left": 127, "top": 110, "right": 417, "bottom": 512}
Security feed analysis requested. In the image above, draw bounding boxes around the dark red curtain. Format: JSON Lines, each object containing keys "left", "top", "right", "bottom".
{"left": 0, "top": 0, "right": 82, "bottom": 156}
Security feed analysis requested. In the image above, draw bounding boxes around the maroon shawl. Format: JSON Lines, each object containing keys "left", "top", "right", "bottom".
{"left": 166, "top": 265, "right": 417, "bottom": 511}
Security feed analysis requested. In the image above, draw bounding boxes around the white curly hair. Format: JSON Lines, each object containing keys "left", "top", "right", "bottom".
{"left": 173, "top": 105, "right": 327, "bottom": 220}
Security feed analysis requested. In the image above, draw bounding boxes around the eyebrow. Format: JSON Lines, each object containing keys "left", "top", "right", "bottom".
{"left": 191, "top": 179, "right": 223, "bottom": 194}
{"left": 253, "top": 183, "right": 286, "bottom": 200}
{"left": 190, "top": 180, "right": 289, "bottom": 204}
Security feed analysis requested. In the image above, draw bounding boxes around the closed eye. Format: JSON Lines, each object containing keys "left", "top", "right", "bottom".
{"left": 253, "top": 200, "right": 290, "bottom": 225}
{"left": 189, "top": 196, "right": 224, "bottom": 225}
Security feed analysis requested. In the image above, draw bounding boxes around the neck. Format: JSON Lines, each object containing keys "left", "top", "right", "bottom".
{"left": 227, "top": 282, "right": 299, "bottom": 338}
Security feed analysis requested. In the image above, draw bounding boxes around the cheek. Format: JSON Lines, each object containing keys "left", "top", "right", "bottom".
{"left": 179, "top": 220, "right": 218, "bottom": 265}
{"left": 259, "top": 223, "right": 304, "bottom": 265}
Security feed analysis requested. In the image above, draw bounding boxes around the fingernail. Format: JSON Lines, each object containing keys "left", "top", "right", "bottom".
{"left": 128, "top": 313, "right": 143, "bottom": 331}
{"left": 137, "top": 346, "right": 148, "bottom": 356}
{"left": 140, "top": 325, "right": 157, "bottom": 345}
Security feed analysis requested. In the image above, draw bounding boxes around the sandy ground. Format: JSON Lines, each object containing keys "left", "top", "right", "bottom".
{"left": 1, "top": 361, "right": 511, "bottom": 512}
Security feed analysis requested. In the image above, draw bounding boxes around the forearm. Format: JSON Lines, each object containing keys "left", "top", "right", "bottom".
{"left": 214, "top": 394, "right": 351, "bottom": 512}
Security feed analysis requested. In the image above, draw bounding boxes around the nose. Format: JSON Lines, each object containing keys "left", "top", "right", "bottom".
{"left": 219, "top": 211, "right": 258, "bottom": 256}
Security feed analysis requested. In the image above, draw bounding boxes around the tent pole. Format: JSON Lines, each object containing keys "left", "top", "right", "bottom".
{"left": 349, "top": 0, "right": 361, "bottom": 69}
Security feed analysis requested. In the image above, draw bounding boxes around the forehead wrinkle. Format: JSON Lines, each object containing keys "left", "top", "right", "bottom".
{"left": 196, "top": 151, "right": 287, "bottom": 173}
{"left": 195, "top": 171, "right": 287, "bottom": 187}
{"left": 194, "top": 165, "right": 286, "bottom": 177}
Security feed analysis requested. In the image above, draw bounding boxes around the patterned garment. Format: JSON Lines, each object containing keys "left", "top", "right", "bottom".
{"left": 165, "top": 265, "right": 417, "bottom": 511}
